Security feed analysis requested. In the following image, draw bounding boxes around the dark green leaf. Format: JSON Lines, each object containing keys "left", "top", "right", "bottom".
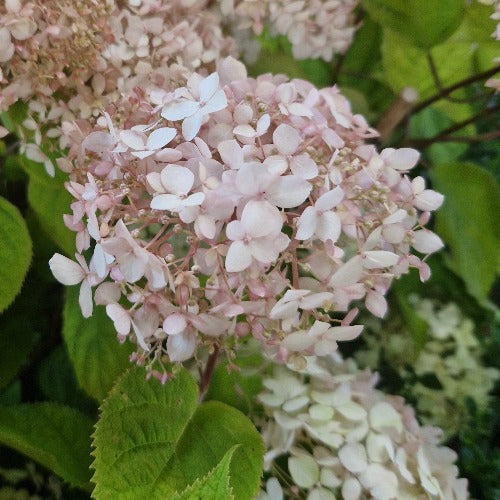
{"left": 0, "top": 403, "right": 93, "bottom": 488}
{"left": 171, "top": 446, "right": 237, "bottom": 500}
{"left": 63, "top": 287, "right": 133, "bottom": 402}
{"left": 362, "top": 0, "right": 464, "bottom": 48}
{"left": 92, "top": 367, "right": 263, "bottom": 500}
{"left": 0, "top": 196, "right": 32, "bottom": 313}
{"left": 431, "top": 162, "right": 500, "bottom": 301}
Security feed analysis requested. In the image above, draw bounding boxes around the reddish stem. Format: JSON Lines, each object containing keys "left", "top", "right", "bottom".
{"left": 199, "top": 345, "right": 220, "bottom": 398}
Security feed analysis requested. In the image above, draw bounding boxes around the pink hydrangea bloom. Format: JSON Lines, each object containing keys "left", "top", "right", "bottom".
{"left": 221, "top": 0, "right": 359, "bottom": 61}
{"left": 50, "top": 57, "right": 444, "bottom": 375}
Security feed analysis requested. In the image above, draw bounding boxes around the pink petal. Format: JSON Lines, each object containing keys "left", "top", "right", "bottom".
{"left": 290, "top": 154, "right": 318, "bottom": 179}
{"left": 120, "top": 130, "right": 145, "bottom": 150}
{"left": 218, "top": 140, "right": 244, "bottom": 169}
{"left": 366, "top": 290, "right": 388, "bottom": 318}
{"left": 385, "top": 148, "right": 420, "bottom": 170}
{"left": 329, "top": 256, "right": 363, "bottom": 287}
{"left": 414, "top": 190, "right": 444, "bottom": 211}
{"left": 273, "top": 124, "right": 301, "bottom": 156}
{"left": 79, "top": 280, "right": 93, "bottom": 318}
{"left": 163, "top": 313, "right": 187, "bottom": 336}
{"left": 49, "top": 253, "right": 85, "bottom": 285}
{"left": 106, "top": 303, "right": 131, "bottom": 336}
{"left": 82, "top": 131, "right": 115, "bottom": 154}
{"left": 183, "top": 192, "right": 205, "bottom": 207}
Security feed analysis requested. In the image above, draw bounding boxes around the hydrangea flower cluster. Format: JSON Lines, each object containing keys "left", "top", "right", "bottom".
{"left": 220, "top": 0, "right": 359, "bottom": 61}
{"left": 49, "top": 57, "right": 444, "bottom": 377}
{"left": 356, "top": 295, "right": 500, "bottom": 437}
{"left": 1, "top": 0, "right": 235, "bottom": 174}
{"left": 257, "top": 355, "right": 468, "bottom": 500}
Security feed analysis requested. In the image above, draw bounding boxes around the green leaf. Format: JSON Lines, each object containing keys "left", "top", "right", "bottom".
{"left": 171, "top": 446, "right": 237, "bottom": 500}
{"left": 0, "top": 197, "right": 32, "bottom": 313}
{"left": 63, "top": 287, "right": 133, "bottom": 402}
{"left": 20, "top": 157, "right": 75, "bottom": 256}
{"left": 361, "top": 0, "right": 464, "bottom": 49}
{"left": 0, "top": 403, "right": 94, "bottom": 488}
{"left": 92, "top": 367, "right": 264, "bottom": 500}
{"left": 382, "top": 30, "right": 475, "bottom": 101}
{"left": 205, "top": 349, "right": 263, "bottom": 414}
{"left": 431, "top": 162, "right": 500, "bottom": 301}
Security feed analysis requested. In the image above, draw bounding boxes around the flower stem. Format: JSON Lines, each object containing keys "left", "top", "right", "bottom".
{"left": 199, "top": 344, "right": 220, "bottom": 399}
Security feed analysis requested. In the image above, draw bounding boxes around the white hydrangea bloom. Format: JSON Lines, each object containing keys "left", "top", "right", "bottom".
{"left": 355, "top": 295, "right": 500, "bottom": 436}
{"left": 258, "top": 355, "right": 468, "bottom": 500}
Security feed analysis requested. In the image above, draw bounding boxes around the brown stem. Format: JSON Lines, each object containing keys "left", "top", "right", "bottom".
{"left": 199, "top": 344, "right": 220, "bottom": 398}
{"left": 376, "top": 87, "right": 419, "bottom": 143}
{"left": 413, "top": 65, "right": 500, "bottom": 114}
{"left": 407, "top": 130, "right": 500, "bottom": 148}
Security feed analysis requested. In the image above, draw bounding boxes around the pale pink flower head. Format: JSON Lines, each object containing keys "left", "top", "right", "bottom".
{"left": 50, "top": 57, "right": 444, "bottom": 376}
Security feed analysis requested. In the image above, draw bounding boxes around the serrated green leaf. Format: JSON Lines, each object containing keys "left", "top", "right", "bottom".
{"left": 20, "top": 157, "right": 75, "bottom": 256}
{"left": 92, "top": 368, "right": 263, "bottom": 500}
{"left": 431, "top": 162, "right": 500, "bottom": 301}
{"left": 0, "top": 403, "right": 93, "bottom": 488}
{"left": 63, "top": 287, "right": 133, "bottom": 402}
{"left": 361, "top": 0, "right": 464, "bottom": 49}
{"left": 0, "top": 197, "right": 32, "bottom": 313}
{"left": 171, "top": 446, "right": 237, "bottom": 500}
{"left": 382, "top": 30, "right": 475, "bottom": 101}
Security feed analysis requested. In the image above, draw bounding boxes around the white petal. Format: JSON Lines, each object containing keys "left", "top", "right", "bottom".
{"left": 316, "top": 187, "right": 344, "bottom": 211}
{"left": 362, "top": 250, "right": 399, "bottom": 269}
{"left": 342, "top": 477, "right": 362, "bottom": 500}
{"left": 79, "top": 280, "right": 93, "bottom": 318}
{"left": 266, "top": 175, "right": 311, "bottom": 208}
{"left": 290, "top": 154, "right": 318, "bottom": 180}
{"left": 338, "top": 443, "right": 368, "bottom": 474}
{"left": 183, "top": 192, "right": 205, "bottom": 207}
{"left": 369, "top": 402, "right": 403, "bottom": 433}
{"left": 146, "top": 127, "right": 176, "bottom": 150}
{"left": 241, "top": 200, "right": 282, "bottom": 238}
{"left": 182, "top": 111, "right": 203, "bottom": 141}
{"left": 288, "top": 455, "right": 319, "bottom": 488}
{"left": 329, "top": 256, "right": 363, "bottom": 287}
{"left": 414, "top": 190, "right": 444, "bottom": 211}
{"left": 296, "top": 206, "right": 317, "bottom": 240}
{"left": 327, "top": 325, "right": 363, "bottom": 341}
{"left": 365, "top": 290, "right": 387, "bottom": 318}
{"left": 218, "top": 139, "right": 243, "bottom": 169}
{"left": 199, "top": 72, "right": 219, "bottom": 102}
{"left": 316, "top": 211, "right": 341, "bottom": 243}
{"left": 201, "top": 88, "right": 228, "bottom": 115}
{"left": 151, "top": 194, "right": 182, "bottom": 211}
{"left": 106, "top": 303, "right": 131, "bottom": 336}
{"left": 385, "top": 147, "right": 420, "bottom": 170}
{"left": 49, "top": 254, "right": 85, "bottom": 285}
{"left": 167, "top": 331, "right": 196, "bottom": 362}
{"left": 413, "top": 230, "right": 444, "bottom": 254}
{"left": 160, "top": 165, "right": 194, "bottom": 196}
{"left": 161, "top": 99, "right": 199, "bottom": 121}
{"left": 225, "top": 240, "right": 252, "bottom": 272}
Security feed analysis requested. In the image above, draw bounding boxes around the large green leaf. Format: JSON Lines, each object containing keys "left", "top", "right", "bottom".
{"left": 382, "top": 30, "right": 475, "bottom": 101}
{"left": 63, "top": 287, "right": 133, "bottom": 402}
{"left": 20, "top": 157, "right": 75, "bottom": 256}
{"left": 0, "top": 403, "right": 94, "bottom": 488}
{"left": 172, "top": 446, "right": 237, "bottom": 500}
{"left": 431, "top": 162, "right": 500, "bottom": 302}
{"left": 361, "top": 0, "right": 464, "bottom": 49}
{"left": 0, "top": 197, "right": 32, "bottom": 313}
{"left": 92, "top": 367, "right": 263, "bottom": 500}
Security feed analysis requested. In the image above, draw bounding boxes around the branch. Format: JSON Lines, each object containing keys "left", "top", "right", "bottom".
{"left": 407, "top": 130, "right": 500, "bottom": 148}
{"left": 199, "top": 344, "right": 220, "bottom": 398}
{"left": 413, "top": 64, "right": 500, "bottom": 113}
{"left": 376, "top": 87, "right": 419, "bottom": 142}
